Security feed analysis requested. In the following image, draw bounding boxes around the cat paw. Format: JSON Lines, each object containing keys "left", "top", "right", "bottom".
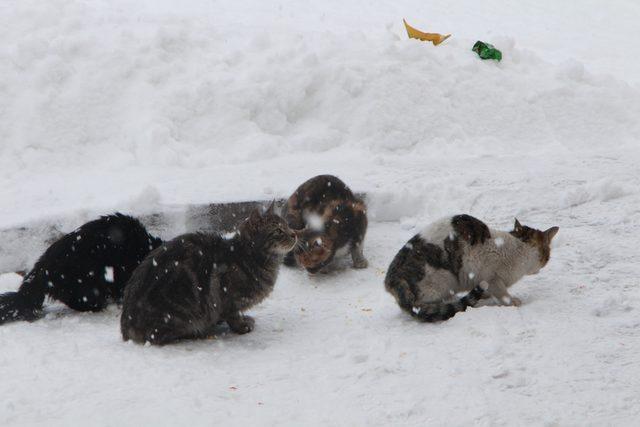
{"left": 499, "top": 295, "right": 522, "bottom": 306}
{"left": 352, "top": 258, "right": 368, "bottom": 269}
{"left": 227, "top": 315, "right": 255, "bottom": 334}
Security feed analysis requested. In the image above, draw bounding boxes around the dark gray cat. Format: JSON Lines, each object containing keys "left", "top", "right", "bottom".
{"left": 121, "top": 204, "right": 296, "bottom": 345}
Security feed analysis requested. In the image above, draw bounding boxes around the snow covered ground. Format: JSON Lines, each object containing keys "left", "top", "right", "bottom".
{"left": 1, "top": 0, "right": 640, "bottom": 425}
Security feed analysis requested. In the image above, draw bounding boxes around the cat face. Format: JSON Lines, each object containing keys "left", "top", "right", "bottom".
{"left": 246, "top": 204, "right": 297, "bottom": 254}
{"left": 266, "top": 217, "right": 298, "bottom": 255}
{"left": 510, "top": 219, "right": 559, "bottom": 272}
{"left": 294, "top": 232, "right": 334, "bottom": 274}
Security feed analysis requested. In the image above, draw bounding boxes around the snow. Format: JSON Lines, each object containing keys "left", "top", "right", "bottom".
{"left": 306, "top": 213, "right": 325, "bottom": 231}
{"left": 1, "top": 0, "right": 639, "bottom": 226}
{"left": 1, "top": 0, "right": 640, "bottom": 425}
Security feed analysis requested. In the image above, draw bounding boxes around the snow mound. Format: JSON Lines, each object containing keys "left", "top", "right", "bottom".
{"left": 1, "top": 5, "right": 639, "bottom": 175}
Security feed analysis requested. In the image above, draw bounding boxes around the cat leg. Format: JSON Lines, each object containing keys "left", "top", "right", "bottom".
{"left": 225, "top": 311, "right": 255, "bottom": 334}
{"left": 350, "top": 243, "right": 368, "bottom": 269}
{"left": 481, "top": 280, "right": 521, "bottom": 306}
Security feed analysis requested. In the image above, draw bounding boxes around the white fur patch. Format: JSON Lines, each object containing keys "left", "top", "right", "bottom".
{"left": 104, "top": 266, "right": 114, "bottom": 283}
{"left": 223, "top": 231, "right": 237, "bottom": 240}
{"left": 419, "top": 217, "right": 455, "bottom": 245}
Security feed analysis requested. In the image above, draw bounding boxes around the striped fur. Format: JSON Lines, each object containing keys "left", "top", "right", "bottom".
{"left": 121, "top": 205, "right": 297, "bottom": 345}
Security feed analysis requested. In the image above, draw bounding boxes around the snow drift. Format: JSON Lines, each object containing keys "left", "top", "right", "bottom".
{"left": 0, "top": 0, "right": 639, "bottom": 225}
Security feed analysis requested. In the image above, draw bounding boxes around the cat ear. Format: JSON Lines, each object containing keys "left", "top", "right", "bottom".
{"left": 249, "top": 208, "right": 262, "bottom": 222}
{"left": 266, "top": 200, "right": 276, "bottom": 215}
{"left": 513, "top": 218, "right": 523, "bottom": 232}
{"left": 544, "top": 226, "right": 559, "bottom": 242}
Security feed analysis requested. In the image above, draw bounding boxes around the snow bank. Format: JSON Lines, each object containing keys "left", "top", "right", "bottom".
{"left": 2, "top": 8, "right": 639, "bottom": 168}
{"left": 1, "top": 0, "right": 640, "bottom": 224}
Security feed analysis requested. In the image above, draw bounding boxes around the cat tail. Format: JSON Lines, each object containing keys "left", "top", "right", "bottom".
{"left": 0, "top": 271, "right": 46, "bottom": 325}
{"left": 387, "top": 278, "right": 486, "bottom": 322}
{"left": 410, "top": 283, "right": 487, "bottom": 322}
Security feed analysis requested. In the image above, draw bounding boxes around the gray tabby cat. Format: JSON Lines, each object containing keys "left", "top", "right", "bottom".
{"left": 385, "top": 214, "right": 559, "bottom": 322}
{"left": 121, "top": 204, "right": 297, "bottom": 345}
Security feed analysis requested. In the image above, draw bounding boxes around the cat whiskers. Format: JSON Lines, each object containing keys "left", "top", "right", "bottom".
{"left": 294, "top": 239, "right": 309, "bottom": 253}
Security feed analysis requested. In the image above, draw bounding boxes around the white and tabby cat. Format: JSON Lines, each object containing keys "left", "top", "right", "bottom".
{"left": 385, "top": 215, "right": 559, "bottom": 322}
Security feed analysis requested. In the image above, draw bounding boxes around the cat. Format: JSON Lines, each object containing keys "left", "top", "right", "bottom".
{"left": 121, "top": 203, "right": 296, "bottom": 345}
{"left": 385, "top": 214, "right": 558, "bottom": 322}
{"left": 283, "top": 174, "right": 368, "bottom": 273}
{"left": 0, "top": 213, "right": 162, "bottom": 324}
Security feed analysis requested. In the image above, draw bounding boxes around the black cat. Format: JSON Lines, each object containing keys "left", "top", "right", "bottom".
{"left": 0, "top": 213, "right": 162, "bottom": 324}
{"left": 121, "top": 204, "right": 296, "bottom": 345}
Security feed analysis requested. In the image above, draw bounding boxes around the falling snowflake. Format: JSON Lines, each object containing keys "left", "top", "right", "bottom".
{"left": 104, "top": 266, "right": 114, "bottom": 283}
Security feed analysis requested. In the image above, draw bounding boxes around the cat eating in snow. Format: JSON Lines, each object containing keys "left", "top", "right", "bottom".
{"left": 283, "top": 175, "right": 368, "bottom": 274}
{"left": 385, "top": 215, "right": 558, "bottom": 322}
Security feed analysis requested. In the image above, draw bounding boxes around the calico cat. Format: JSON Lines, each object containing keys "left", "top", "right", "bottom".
{"left": 121, "top": 203, "right": 296, "bottom": 345}
{"left": 0, "top": 213, "right": 162, "bottom": 324}
{"left": 385, "top": 215, "right": 558, "bottom": 322}
{"left": 283, "top": 175, "right": 368, "bottom": 273}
